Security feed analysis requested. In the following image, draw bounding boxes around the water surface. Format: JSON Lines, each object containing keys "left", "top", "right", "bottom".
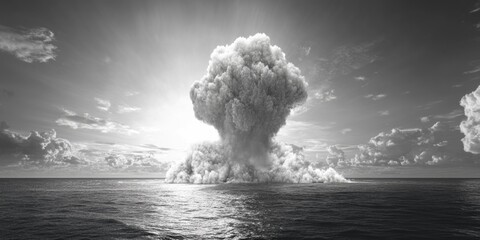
{"left": 1, "top": 178, "right": 479, "bottom": 239}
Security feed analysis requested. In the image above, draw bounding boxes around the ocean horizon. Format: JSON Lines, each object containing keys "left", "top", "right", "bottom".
{"left": 1, "top": 178, "right": 480, "bottom": 239}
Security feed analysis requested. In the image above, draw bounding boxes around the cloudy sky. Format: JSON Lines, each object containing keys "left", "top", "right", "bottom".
{"left": 1, "top": 0, "right": 479, "bottom": 178}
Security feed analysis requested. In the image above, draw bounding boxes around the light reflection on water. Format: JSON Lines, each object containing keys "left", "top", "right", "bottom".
{"left": 1, "top": 179, "right": 480, "bottom": 239}
{"left": 120, "top": 181, "right": 269, "bottom": 239}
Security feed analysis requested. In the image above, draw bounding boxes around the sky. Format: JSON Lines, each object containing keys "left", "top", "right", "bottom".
{"left": 0, "top": 0, "right": 479, "bottom": 178}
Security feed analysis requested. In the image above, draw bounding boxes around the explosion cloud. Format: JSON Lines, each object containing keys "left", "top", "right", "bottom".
{"left": 166, "top": 33, "right": 347, "bottom": 183}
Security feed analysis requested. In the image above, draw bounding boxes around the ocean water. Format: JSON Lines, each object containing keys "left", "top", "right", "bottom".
{"left": 0, "top": 179, "right": 480, "bottom": 239}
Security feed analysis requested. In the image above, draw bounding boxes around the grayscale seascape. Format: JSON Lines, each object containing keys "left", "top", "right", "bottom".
{"left": 1, "top": 1, "right": 480, "bottom": 239}
{"left": 1, "top": 178, "right": 480, "bottom": 239}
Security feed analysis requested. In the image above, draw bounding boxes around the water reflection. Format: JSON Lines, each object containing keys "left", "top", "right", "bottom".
{"left": 3, "top": 179, "right": 479, "bottom": 239}
{"left": 116, "top": 181, "right": 267, "bottom": 239}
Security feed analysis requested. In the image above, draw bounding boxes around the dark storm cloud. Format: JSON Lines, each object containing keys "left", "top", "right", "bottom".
{"left": 56, "top": 109, "right": 138, "bottom": 135}
{"left": 0, "top": 121, "right": 83, "bottom": 167}
{"left": 0, "top": 25, "right": 56, "bottom": 63}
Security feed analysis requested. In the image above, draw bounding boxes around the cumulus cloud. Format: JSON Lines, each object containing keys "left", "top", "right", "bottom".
{"left": 351, "top": 122, "right": 451, "bottom": 166}
{"left": 166, "top": 33, "right": 347, "bottom": 183}
{"left": 0, "top": 25, "right": 57, "bottom": 63}
{"left": 75, "top": 142, "right": 171, "bottom": 173}
{"left": 460, "top": 85, "right": 480, "bottom": 154}
{"left": 117, "top": 104, "right": 141, "bottom": 114}
{"left": 313, "top": 89, "right": 337, "bottom": 102}
{"left": 94, "top": 97, "right": 111, "bottom": 111}
{"left": 325, "top": 146, "right": 346, "bottom": 167}
{"left": 56, "top": 109, "right": 138, "bottom": 135}
{"left": 0, "top": 121, "right": 83, "bottom": 167}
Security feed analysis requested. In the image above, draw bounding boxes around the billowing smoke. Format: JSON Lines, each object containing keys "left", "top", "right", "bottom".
{"left": 166, "top": 34, "right": 347, "bottom": 183}
{"left": 460, "top": 85, "right": 480, "bottom": 154}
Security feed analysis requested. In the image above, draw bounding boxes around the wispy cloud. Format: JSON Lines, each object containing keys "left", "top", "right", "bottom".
{"left": 420, "top": 116, "right": 430, "bottom": 123}
{"left": 470, "top": 0, "right": 480, "bottom": 13}
{"left": 125, "top": 91, "right": 140, "bottom": 97}
{"left": 340, "top": 128, "right": 352, "bottom": 134}
{"left": 365, "top": 94, "right": 387, "bottom": 101}
{"left": 0, "top": 25, "right": 57, "bottom": 63}
{"left": 378, "top": 110, "right": 390, "bottom": 116}
{"left": 302, "top": 139, "right": 329, "bottom": 152}
{"left": 420, "top": 109, "right": 463, "bottom": 124}
{"left": 117, "top": 104, "right": 141, "bottom": 114}
{"left": 56, "top": 109, "right": 138, "bottom": 135}
{"left": 354, "top": 76, "right": 366, "bottom": 81}
{"left": 302, "top": 46, "right": 311, "bottom": 56}
{"left": 464, "top": 66, "right": 480, "bottom": 74}
{"left": 296, "top": 39, "right": 381, "bottom": 113}
{"left": 94, "top": 97, "right": 111, "bottom": 111}
{"left": 416, "top": 100, "right": 443, "bottom": 110}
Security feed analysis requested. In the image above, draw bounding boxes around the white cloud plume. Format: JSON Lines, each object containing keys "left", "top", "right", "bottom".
{"left": 166, "top": 33, "right": 347, "bottom": 183}
{"left": 56, "top": 109, "right": 138, "bottom": 135}
{"left": 0, "top": 25, "right": 57, "bottom": 63}
{"left": 167, "top": 142, "right": 346, "bottom": 183}
{"left": 117, "top": 104, "right": 141, "bottom": 114}
{"left": 460, "top": 85, "right": 480, "bottom": 154}
{"left": 94, "top": 97, "right": 111, "bottom": 111}
{"left": 0, "top": 121, "right": 83, "bottom": 167}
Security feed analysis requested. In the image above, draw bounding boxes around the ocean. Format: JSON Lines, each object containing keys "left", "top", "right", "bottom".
{"left": 0, "top": 178, "right": 479, "bottom": 239}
